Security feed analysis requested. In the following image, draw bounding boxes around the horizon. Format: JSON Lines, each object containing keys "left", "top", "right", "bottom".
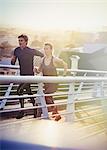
{"left": 0, "top": 0, "right": 107, "bottom": 32}
{"left": 0, "top": 24, "right": 106, "bottom": 33}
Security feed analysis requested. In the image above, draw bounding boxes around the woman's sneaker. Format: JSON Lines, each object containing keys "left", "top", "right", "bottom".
{"left": 54, "top": 114, "right": 61, "bottom": 121}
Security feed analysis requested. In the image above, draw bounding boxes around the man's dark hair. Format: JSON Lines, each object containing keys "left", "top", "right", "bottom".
{"left": 18, "top": 34, "right": 28, "bottom": 42}
{"left": 45, "top": 43, "right": 53, "bottom": 49}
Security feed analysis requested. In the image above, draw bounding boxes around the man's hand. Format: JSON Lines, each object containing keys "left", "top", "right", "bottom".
{"left": 11, "top": 55, "right": 17, "bottom": 65}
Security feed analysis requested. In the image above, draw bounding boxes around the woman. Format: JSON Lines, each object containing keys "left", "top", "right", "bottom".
{"left": 35, "top": 43, "right": 68, "bottom": 121}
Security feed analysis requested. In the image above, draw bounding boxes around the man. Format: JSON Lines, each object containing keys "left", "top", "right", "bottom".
{"left": 11, "top": 34, "right": 44, "bottom": 119}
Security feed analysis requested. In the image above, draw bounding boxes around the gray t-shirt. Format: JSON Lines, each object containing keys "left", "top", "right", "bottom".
{"left": 14, "top": 46, "right": 44, "bottom": 75}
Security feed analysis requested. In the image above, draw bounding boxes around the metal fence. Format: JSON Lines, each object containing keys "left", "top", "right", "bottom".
{"left": 0, "top": 64, "right": 107, "bottom": 139}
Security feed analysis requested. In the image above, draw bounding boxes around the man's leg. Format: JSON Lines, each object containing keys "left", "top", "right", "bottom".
{"left": 16, "top": 83, "right": 25, "bottom": 119}
{"left": 25, "top": 83, "right": 37, "bottom": 118}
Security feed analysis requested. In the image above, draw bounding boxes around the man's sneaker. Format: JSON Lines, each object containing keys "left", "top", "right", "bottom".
{"left": 34, "top": 109, "right": 37, "bottom": 118}
{"left": 16, "top": 111, "right": 24, "bottom": 119}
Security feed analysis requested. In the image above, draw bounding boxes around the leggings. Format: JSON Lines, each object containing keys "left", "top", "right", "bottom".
{"left": 45, "top": 96, "right": 58, "bottom": 113}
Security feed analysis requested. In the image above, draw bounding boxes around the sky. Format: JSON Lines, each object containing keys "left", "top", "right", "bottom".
{"left": 0, "top": 0, "right": 107, "bottom": 31}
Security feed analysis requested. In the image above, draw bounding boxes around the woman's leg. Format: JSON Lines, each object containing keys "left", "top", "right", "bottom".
{"left": 45, "top": 96, "right": 61, "bottom": 121}
{"left": 45, "top": 96, "right": 54, "bottom": 112}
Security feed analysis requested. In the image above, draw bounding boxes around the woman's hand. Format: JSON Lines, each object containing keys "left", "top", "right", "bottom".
{"left": 33, "top": 67, "right": 40, "bottom": 74}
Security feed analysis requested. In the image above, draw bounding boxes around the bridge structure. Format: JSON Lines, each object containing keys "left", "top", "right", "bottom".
{"left": 0, "top": 63, "right": 107, "bottom": 150}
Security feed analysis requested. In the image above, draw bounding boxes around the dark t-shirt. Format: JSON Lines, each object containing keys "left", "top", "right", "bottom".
{"left": 14, "top": 47, "right": 44, "bottom": 75}
{"left": 41, "top": 56, "right": 58, "bottom": 94}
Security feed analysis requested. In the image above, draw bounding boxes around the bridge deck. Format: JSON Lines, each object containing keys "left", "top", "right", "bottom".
{"left": 1, "top": 119, "right": 107, "bottom": 150}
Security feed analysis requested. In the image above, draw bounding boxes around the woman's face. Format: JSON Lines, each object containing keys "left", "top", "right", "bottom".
{"left": 44, "top": 45, "right": 52, "bottom": 56}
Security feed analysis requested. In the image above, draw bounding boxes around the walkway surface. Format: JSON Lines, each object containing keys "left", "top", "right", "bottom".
{"left": 1, "top": 116, "right": 107, "bottom": 150}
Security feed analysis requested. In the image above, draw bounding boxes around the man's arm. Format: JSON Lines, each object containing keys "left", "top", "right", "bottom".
{"left": 11, "top": 49, "right": 17, "bottom": 65}
{"left": 33, "top": 49, "right": 44, "bottom": 57}
{"left": 11, "top": 55, "right": 17, "bottom": 65}
{"left": 34, "top": 58, "right": 44, "bottom": 74}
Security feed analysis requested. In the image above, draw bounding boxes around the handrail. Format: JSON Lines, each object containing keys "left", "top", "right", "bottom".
{"left": 1, "top": 64, "right": 107, "bottom": 74}
{"left": 0, "top": 75, "right": 107, "bottom": 84}
{"left": 0, "top": 64, "right": 19, "bottom": 69}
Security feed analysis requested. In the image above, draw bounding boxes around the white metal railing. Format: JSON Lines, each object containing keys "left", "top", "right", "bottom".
{"left": 0, "top": 64, "right": 107, "bottom": 130}
{"left": 1, "top": 75, "right": 107, "bottom": 83}
{"left": 0, "top": 67, "right": 19, "bottom": 109}
{"left": 0, "top": 64, "right": 19, "bottom": 69}
{"left": 1, "top": 64, "right": 107, "bottom": 74}
{"left": 0, "top": 75, "right": 107, "bottom": 121}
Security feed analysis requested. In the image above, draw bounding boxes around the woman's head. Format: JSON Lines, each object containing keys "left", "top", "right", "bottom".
{"left": 44, "top": 43, "right": 53, "bottom": 56}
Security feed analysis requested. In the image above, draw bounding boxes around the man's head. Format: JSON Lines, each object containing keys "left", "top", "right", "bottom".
{"left": 44, "top": 43, "right": 53, "bottom": 56}
{"left": 18, "top": 34, "right": 28, "bottom": 48}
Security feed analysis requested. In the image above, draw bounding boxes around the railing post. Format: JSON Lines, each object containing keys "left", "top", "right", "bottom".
{"left": 66, "top": 82, "right": 75, "bottom": 122}
{"left": 0, "top": 83, "right": 13, "bottom": 110}
{"left": 92, "top": 74, "right": 104, "bottom": 98}
{"left": 36, "top": 83, "right": 49, "bottom": 119}
{"left": 98, "top": 79, "right": 107, "bottom": 132}
{"left": 76, "top": 73, "right": 87, "bottom": 99}
{"left": 70, "top": 55, "right": 80, "bottom": 75}
{"left": 0, "top": 70, "right": 19, "bottom": 110}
